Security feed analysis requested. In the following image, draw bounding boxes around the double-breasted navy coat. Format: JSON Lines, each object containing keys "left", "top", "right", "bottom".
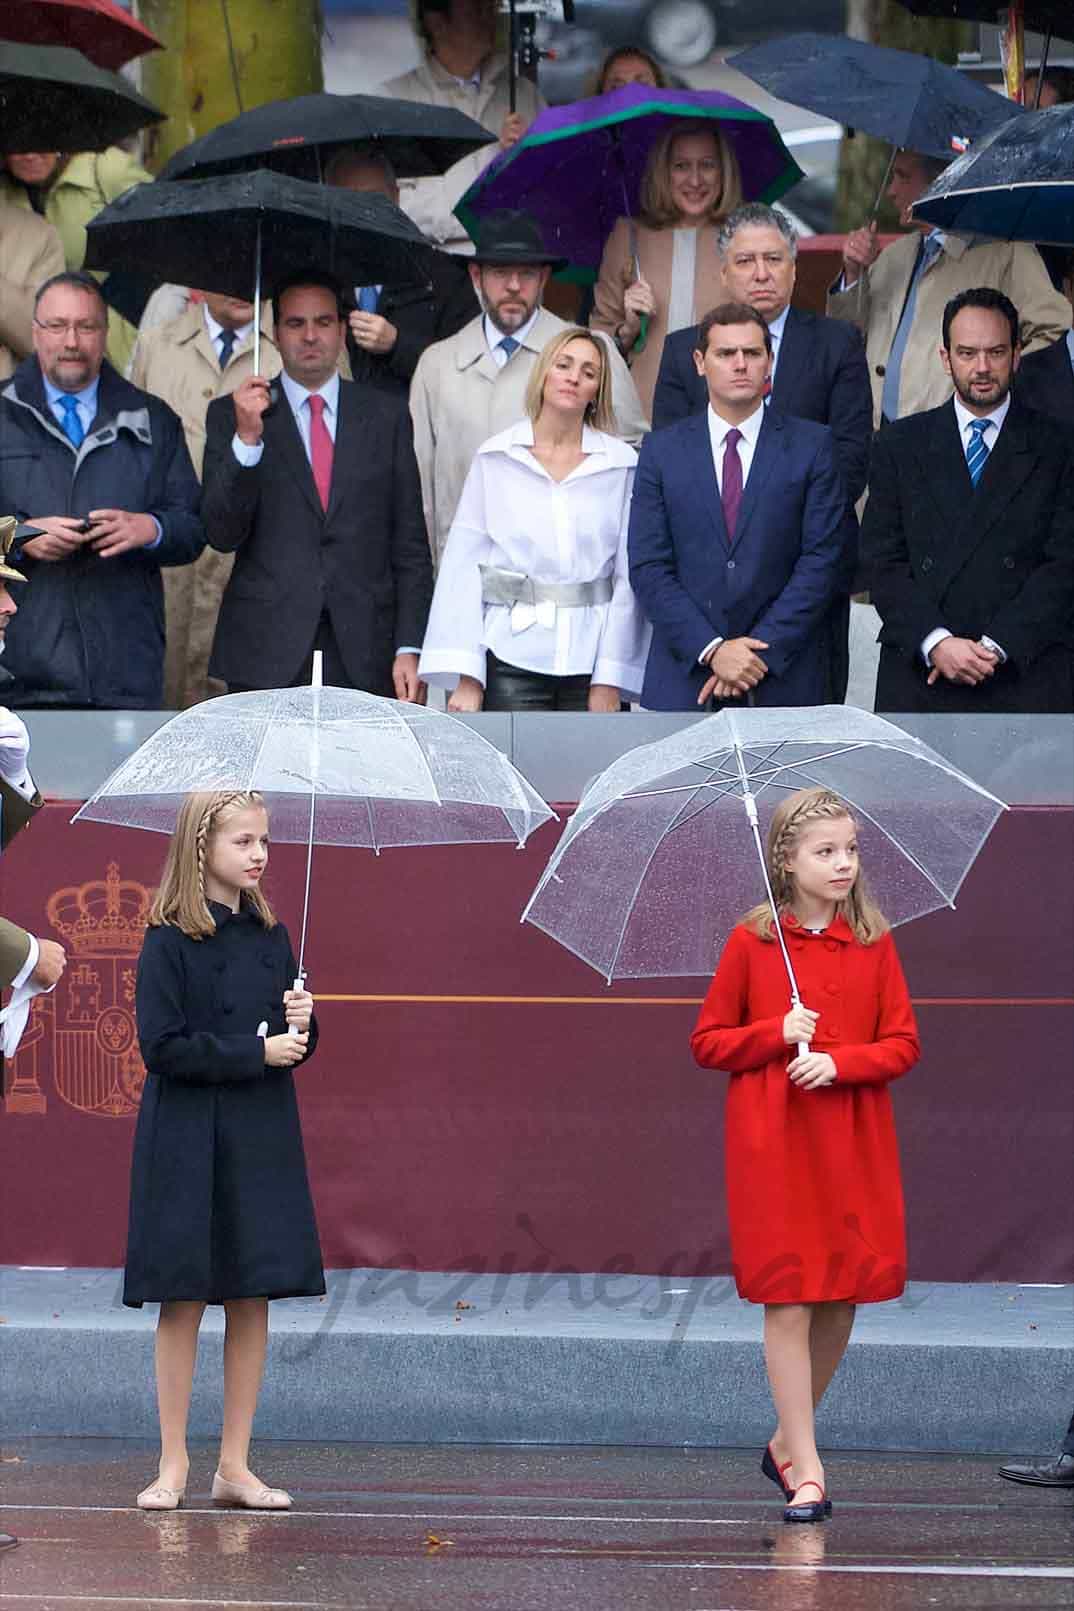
{"left": 123, "top": 901, "right": 325, "bottom": 1307}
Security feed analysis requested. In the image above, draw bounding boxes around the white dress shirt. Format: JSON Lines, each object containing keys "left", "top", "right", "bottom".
{"left": 698, "top": 401, "right": 766, "bottom": 665}
{"left": 419, "top": 419, "right": 650, "bottom": 696}
{"left": 484, "top": 308, "right": 541, "bottom": 369}
{"left": 203, "top": 304, "right": 254, "bottom": 361}
{"left": 921, "top": 393, "right": 1011, "bottom": 665}
{"left": 767, "top": 304, "right": 790, "bottom": 386}
{"left": 231, "top": 370, "right": 340, "bottom": 467}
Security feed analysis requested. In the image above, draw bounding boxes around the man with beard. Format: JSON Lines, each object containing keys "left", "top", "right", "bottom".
{"left": 410, "top": 210, "right": 647, "bottom": 567}
{"left": 864, "top": 288, "right": 1074, "bottom": 713}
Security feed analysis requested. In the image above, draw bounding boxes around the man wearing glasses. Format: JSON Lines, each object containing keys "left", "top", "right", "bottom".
{"left": 0, "top": 272, "right": 204, "bottom": 709}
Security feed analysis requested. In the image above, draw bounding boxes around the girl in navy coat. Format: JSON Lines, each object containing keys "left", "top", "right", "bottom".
{"left": 125, "top": 790, "right": 324, "bottom": 1512}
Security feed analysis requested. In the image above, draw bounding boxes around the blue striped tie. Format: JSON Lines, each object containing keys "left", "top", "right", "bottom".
{"left": 966, "top": 418, "right": 993, "bottom": 487}
{"left": 498, "top": 335, "right": 519, "bottom": 359}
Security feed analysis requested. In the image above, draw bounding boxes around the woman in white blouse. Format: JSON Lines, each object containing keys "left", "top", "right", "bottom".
{"left": 418, "top": 327, "right": 651, "bottom": 712}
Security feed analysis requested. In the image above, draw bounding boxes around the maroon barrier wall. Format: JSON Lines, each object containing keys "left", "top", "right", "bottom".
{"left": 1, "top": 801, "right": 1071, "bottom": 1283}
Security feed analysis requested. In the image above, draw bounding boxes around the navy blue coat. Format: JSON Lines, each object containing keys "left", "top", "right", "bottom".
{"left": 124, "top": 903, "right": 325, "bottom": 1307}
{"left": 0, "top": 357, "right": 204, "bottom": 708}
{"left": 652, "top": 308, "right": 873, "bottom": 506}
{"left": 628, "top": 408, "right": 851, "bottom": 710}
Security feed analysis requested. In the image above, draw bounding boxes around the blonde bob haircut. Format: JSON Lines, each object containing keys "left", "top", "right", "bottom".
{"left": 742, "top": 786, "right": 890, "bottom": 947}
{"left": 639, "top": 119, "right": 743, "bottom": 229}
{"left": 149, "top": 790, "right": 277, "bottom": 940}
{"left": 524, "top": 327, "right": 617, "bottom": 433}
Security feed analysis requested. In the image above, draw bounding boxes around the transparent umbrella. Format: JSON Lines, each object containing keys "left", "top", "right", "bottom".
{"left": 522, "top": 707, "right": 1006, "bottom": 997}
{"left": 73, "top": 673, "right": 554, "bottom": 988}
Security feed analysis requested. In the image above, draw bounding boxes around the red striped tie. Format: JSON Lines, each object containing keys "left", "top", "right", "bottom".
{"left": 307, "top": 394, "right": 333, "bottom": 512}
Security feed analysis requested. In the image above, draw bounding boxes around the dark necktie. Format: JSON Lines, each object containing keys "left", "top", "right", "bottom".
{"left": 307, "top": 394, "right": 334, "bottom": 512}
{"left": 218, "top": 328, "right": 237, "bottom": 369}
{"left": 966, "top": 418, "right": 993, "bottom": 487}
{"left": 722, "top": 426, "right": 744, "bottom": 539}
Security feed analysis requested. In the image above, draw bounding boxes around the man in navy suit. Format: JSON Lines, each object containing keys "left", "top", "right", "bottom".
{"left": 628, "top": 302, "right": 851, "bottom": 712}
{"left": 651, "top": 205, "right": 870, "bottom": 700}
{"left": 1014, "top": 250, "right": 1074, "bottom": 423}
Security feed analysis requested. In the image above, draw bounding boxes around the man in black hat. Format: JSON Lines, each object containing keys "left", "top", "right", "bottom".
{"left": 410, "top": 208, "right": 649, "bottom": 568}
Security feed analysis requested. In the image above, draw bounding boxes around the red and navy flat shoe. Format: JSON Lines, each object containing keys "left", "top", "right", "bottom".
{"left": 783, "top": 1480, "right": 831, "bottom": 1523}
{"left": 761, "top": 1444, "right": 795, "bottom": 1499}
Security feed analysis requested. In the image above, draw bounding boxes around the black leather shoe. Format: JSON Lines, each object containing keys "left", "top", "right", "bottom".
{"left": 0, "top": 1533, "right": 18, "bottom": 1550}
{"left": 998, "top": 1453, "right": 1074, "bottom": 1487}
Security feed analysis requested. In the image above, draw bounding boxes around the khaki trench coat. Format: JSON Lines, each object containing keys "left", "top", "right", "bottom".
{"left": 409, "top": 306, "right": 650, "bottom": 566}
{"left": 0, "top": 147, "right": 154, "bottom": 373}
{"left": 381, "top": 50, "right": 545, "bottom": 253}
{"left": 129, "top": 303, "right": 282, "bottom": 708}
{"left": 591, "top": 217, "right": 728, "bottom": 420}
{"left": 827, "top": 230, "right": 1071, "bottom": 428}
{"left": 0, "top": 204, "right": 65, "bottom": 380}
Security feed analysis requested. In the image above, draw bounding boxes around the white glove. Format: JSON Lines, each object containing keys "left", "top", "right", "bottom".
{"left": 0, "top": 707, "right": 30, "bottom": 787}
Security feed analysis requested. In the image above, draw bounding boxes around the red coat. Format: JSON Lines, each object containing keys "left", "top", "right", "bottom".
{"left": 691, "top": 914, "right": 920, "bottom": 1305}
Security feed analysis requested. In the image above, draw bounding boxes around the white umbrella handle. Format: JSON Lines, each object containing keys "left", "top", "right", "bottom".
{"left": 290, "top": 971, "right": 306, "bottom": 1038}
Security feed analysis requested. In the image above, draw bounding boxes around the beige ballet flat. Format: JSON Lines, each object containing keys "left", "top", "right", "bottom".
{"left": 136, "top": 1481, "right": 185, "bottom": 1510}
{"left": 212, "top": 1471, "right": 292, "bottom": 1509}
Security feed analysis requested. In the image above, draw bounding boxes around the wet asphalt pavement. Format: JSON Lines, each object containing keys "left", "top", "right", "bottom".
{"left": 0, "top": 1440, "right": 1071, "bottom": 1609}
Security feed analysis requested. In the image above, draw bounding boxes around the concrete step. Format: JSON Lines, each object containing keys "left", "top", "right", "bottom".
{"left": 3, "top": 1268, "right": 1069, "bottom": 1454}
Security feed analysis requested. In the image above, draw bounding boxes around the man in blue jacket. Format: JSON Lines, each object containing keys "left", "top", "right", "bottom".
{"left": 0, "top": 272, "right": 204, "bottom": 708}
{"left": 628, "top": 301, "right": 851, "bottom": 711}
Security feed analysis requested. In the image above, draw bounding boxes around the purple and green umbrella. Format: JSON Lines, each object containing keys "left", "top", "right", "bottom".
{"left": 455, "top": 84, "right": 804, "bottom": 282}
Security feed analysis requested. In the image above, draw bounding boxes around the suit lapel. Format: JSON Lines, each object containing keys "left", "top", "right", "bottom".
{"left": 683, "top": 411, "right": 729, "bottom": 549}
{"left": 731, "top": 409, "right": 783, "bottom": 549}
{"left": 924, "top": 402, "right": 973, "bottom": 534}
{"left": 770, "top": 309, "right": 807, "bottom": 411}
{"left": 930, "top": 403, "right": 1037, "bottom": 596}
{"left": 324, "top": 381, "right": 356, "bottom": 523}
{"left": 270, "top": 382, "right": 324, "bottom": 520}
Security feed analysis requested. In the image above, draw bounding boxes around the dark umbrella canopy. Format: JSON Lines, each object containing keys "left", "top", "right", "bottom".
{"left": 0, "top": 0, "right": 162, "bottom": 71}
{"left": 729, "top": 32, "right": 1021, "bottom": 161}
{"left": 0, "top": 40, "right": 164, "bottom": 151}
{"left": 894, "top": 1, "right": 1072, "bottom": 24}
{"left": 457, "top": 84, "right": 802, "bottom": 274}
{"left": 912, "top": 102, "right": 1074, "bottom": 243}
{"left": 158, "top": 92, "right": 495, "bottom": 184}
{"left": 84, "top": 170, "right": 440, "bottom": 302}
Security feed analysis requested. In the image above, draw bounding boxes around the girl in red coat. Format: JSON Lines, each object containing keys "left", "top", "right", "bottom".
{"left": 691, "top": 786, "right": 920, "bottom": 1523}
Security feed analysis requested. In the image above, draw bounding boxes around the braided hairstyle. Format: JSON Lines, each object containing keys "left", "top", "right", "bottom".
{"left": 149, "top": 790, "right": 277, "bottom": 938}
{"left": 742, "top": 786, "right": 889, "bottom": 945}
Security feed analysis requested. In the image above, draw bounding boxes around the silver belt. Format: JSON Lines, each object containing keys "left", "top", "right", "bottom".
{"left": 480, "top": 564, "right": 614, "bottom": 609}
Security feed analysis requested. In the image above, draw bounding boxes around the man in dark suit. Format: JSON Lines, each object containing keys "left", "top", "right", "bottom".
{"left": 865, "top": 287, "right": 1074, "bottom": 714}
{"left": 652, "top": 205, "right": 871, "bottom": 701}
{"left": 325, "top": 145, "right": 477, "bottom": 396}
{"left": 1014, "top": 251, "right": 1074, "bottom": 423}
{"left": 201, "top": 271, "right": 433, "bottom": 696}
{"left": 628, "top": 302, "right": 851, "bottom": 711}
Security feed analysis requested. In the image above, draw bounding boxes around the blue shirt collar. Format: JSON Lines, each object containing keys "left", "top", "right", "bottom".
{"left": 44, "top": 374, "right": 99, "bottom": 420}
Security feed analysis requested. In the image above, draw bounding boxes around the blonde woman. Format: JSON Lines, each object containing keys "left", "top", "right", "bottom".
{"left": 125, "top": 792, "right": 322, "bottom": 1512}
{"left": 590, "top": 120, "right": 742, "bottom": 415}
{"left": 691, "top": 787, "right": 920, "bottom": 1523}
{"left": 418, "top": 327, "right": 650, "bottom": 710}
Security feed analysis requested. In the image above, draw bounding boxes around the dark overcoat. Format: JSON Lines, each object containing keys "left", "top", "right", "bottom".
{"left": 123, "top": 902, "right": 325, "bottom": 1307}
{"left": 863, "top": 398, "right": 1074, "bottom": 714}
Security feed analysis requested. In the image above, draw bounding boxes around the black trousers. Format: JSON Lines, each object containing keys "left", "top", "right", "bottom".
{"left": 483, "top": 652, "right": 593, "bottom": 713}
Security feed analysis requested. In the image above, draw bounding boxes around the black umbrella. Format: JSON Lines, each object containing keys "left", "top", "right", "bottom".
{"left": 913, "top": 102, "right": 1074, "bottom": 242}
{"left": 729, "top": 32, "right": 1021, "bottom": 162}
{"left": 84, "top": 169, "right": 441, "bottom": 371}
{"left": 0, "top": 40, "right": 164, "bottom": 151}
{"left": 157, "top": 92, "right": 495, "bottom": 183}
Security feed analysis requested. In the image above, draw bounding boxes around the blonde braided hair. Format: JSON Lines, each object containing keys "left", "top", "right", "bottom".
{"left": 150, "top": 790, "right": 277, "bottom": 939}
{"left": 743, "top": 786, "right": 889, "bottom": 945}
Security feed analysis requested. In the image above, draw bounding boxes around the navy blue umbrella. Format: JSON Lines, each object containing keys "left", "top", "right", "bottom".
{"left": 729, "top": 32, "right": 1021, "bottom": 161}
{"left": 913, "top": 103, "right": 1074, "bottom": 244}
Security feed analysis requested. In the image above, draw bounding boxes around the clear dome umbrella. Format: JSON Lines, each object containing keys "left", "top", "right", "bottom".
{"left": 73, "top": 660, "right": 554, "bottom": 993}
{"left": 522, "top": 707, "right": 1006, "bottom": 1019}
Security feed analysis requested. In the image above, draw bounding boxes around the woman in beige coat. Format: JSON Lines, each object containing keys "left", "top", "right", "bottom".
{"left": 590, "top": 120, "right": 741, "bottom": 417}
